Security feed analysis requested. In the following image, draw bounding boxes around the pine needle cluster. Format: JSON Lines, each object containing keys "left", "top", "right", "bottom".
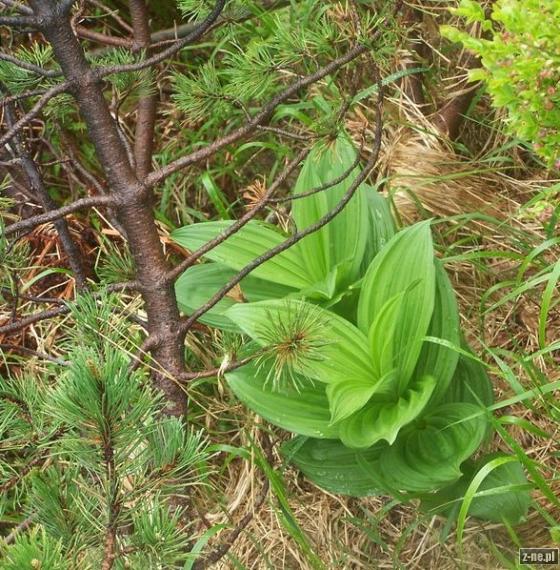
{"left": 0, "top": 294, "right": 211, "bottom": 568}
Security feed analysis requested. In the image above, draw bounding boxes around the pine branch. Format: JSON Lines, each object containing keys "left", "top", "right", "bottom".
{"left": 0, "top": 81, "right": 70, "bottom": 149}
{"left": 145, "top": 43, "right": 370, "bottom": 188}
{"left": 0, "top": 281, "right": 138, "bottom": 336}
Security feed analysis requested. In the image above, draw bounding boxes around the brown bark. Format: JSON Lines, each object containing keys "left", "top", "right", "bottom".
{"left": 129, "top": 0, "right": 157, "bottom": 179}
{"left": 29, "top": 1, "right": 187, "bottom": 416}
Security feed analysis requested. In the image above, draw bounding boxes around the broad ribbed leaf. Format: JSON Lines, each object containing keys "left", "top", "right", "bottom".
{"left": 380, "top": 403, "right": 487, "bottom": 493}
{"left": 282, "top": 437, "right": 386, "bottom": 497}
{"left": 292, "top": 133, "right": 369, "bottom": 286}
{"left": 414, "top": 260, "right": 461, "bottom": 404}
{"left": 171, "top": 221, "right": 312, "bottom": 288}
{"left": 226, "top": 361, "right": 337, "bottom": 438}
{"left": 175, "top": 262, "right": 298, "bottom": 331}
{"left": 442, "top": 346, "right": 494, "bottom": 407}
{"left": 326, "top": 378, "right": 379, "bottom": 425}
{"left": 357, "top": 222, "right": 436, "bottom": 391}
{"left": 360, "top": 186, "right": 396, "bottom": 272}
{"left": 420, "top": 454, "right": 531, "bottom": 524}
{"left": 338, "top": 375, "right": 436, "bottom": 449}
{"left": 175, "top": 263, "right": 238, "bottom": 330}
{"left": 368, "top": 292, "right": 407, "bottom": 382}
{"left": 226, "top": 299, "right": 376, "bottom": 386}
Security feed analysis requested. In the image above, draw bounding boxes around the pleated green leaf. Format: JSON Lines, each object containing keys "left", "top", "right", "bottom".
{"left": 226, "top": 361, "right": 337, "bottom": 439}
{"left": 291, "top": 133, "right": 369, "bottom": 287}
{"left": 282, "top": 437, "right": 386, "bottom": 497}
{"left": 171, "top": 220, "right": 312, "bottom": 288}
{"left": 379, "top": 403, "right": 487, "bottom": 493}
{"left": 174, "top": 262, "right": 297, "bottom": 330}
{"left": 368, "top": 292, "right": 407, "bottom": 382}
{"left": 175, "top": 263, "right": 237, "bottom": 330}
{"left": 325, "top": 378, "right": 379, "bottom": 425}
{"left": 360, "top": 186, "right": 396, "bottom": 272}
{"left": 414, "top": 260, "right": 461, "bottom": 404}
{"left": 357, "top": 222, "right": 436, "bottom": 391}
{"left": 226, "top": 299, "right": 376, "bottom": 386}
{"left": 337, "top": 375, "right": 436, "bottom": 449}
{"left": 442, "top": 347, "right": 494, "bottom": 407}
{"left": 420, "top": 453, "right": 531, "bottom": 525}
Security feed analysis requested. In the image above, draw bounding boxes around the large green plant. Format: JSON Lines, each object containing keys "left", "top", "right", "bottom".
{"left": 172, "top": 134, "right": 531, "bottom": 524}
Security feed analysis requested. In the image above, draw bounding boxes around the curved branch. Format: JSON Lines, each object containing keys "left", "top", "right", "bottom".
{"left": 95, "top": 0, "right": 226, "bottom": 78}
{"left": 0, "top": 0, "right": 33, "bottom": 15}
{"left": 0, "top": 87, "right": 51, "bottom": 107}
{"left": 167, "top": 148, "right": 310, "bottom": 283}
{"left": 4, "top": 195, "right": 116, "bottom": 236}
{"left": 0, "top": 15, "right": 36, "bottom": 26}
{"left": 0, "top": 52, "right": 62, "bottom": 77}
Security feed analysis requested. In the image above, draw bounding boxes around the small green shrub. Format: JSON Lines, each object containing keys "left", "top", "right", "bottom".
{"left": 172, "top": 134, "right": 531, "bottom": 525}
{"left": 442, "top": 0, "right": 560, "bottom": 166}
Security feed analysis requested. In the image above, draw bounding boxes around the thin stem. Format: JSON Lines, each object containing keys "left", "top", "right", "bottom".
{"left": 0, "top": 81, "right": 70, "bottom": 149}
{"left": 3, "top": 95, "right": 88, "bottom": 289}
{"left": 4, "top": 195, "right": 116, "bottom": 236}
{"left": 0, "top": 53, "right": 62, "bottom": 77}
{"left": 95, "top": 0, "right": 226, "bottom": 78}
{"left": 167, "top": 148, "right": 310, "bottom": 283}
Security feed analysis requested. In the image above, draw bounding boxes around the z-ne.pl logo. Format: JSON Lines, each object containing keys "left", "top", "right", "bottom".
{"left": 519, "top": 548, "right": 559, "bottom": 565}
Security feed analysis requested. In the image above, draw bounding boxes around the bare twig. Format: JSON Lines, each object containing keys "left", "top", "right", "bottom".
{"left": 3, "top": 96, "right": 88, "bottom": 289}
{"left": 0, "top": 81, "right": 70, "bottom": 149}
{"left": 4, "top": 195, "right": 115, "bottom": 236}
{"left": 167, "top": 148, "right": 310, "bottom": 283}
{"left": 3, "top": 515, "right": 36, "bottom": 546}
{"left": 0, "top": 87, "right": 52, "bottom": 107}
{"left": 0, "top": 15, "right": 36, "bottom": 26}
{"left": 95, "top": 0, "right": 227, "bottom": 78}
{"left": 0, "top": 0, "right": 33, "bottom": 15}
{"left": 0, "top": 53, "right": 62, "bottom": 77}
{"left": 0, "top": 343, "right": 69, "bottom": 366}
{"left": 180, "top": 351, "right": 265, "bottom": 381}
{"left": 76, "top": 25, "right": 132, "bottom": 48}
